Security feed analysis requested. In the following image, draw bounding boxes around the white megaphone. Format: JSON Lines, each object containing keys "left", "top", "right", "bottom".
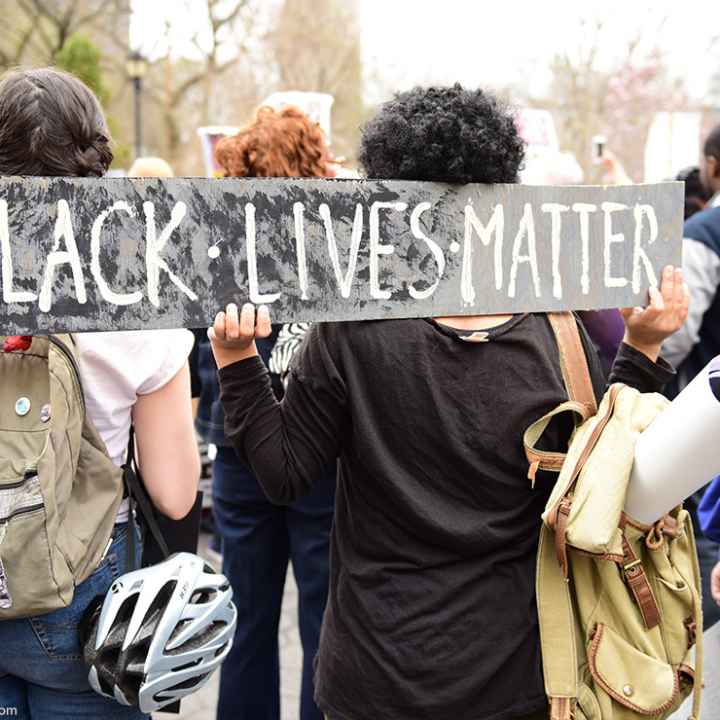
{"left": 625, "top": 356, "right": 720, "bottom": 524}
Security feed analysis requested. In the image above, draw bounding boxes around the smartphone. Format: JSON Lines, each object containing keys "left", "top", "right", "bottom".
{"left": 592, "top": 135, "right": 607, "bottom": 160}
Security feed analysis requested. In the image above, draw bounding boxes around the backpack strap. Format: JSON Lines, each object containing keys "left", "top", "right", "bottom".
{"left": 619, "top": 522, "right": 661, "bottom": 630}
{"left": 524, "top": 313, "right": 597, "bottom": 480}
{"left": 685, "top": 515, "right": 704, "bottom": 720}
{"left": 533, "top": 314, "right": 597, "bottom": 720}
{"left": 122, "top": 427, "right": 170, "bottom": 570}
{"left": 537, "top": 524, "right": 579, "bottom": 720}
{"left": 547, "top": 312, "right": 597, "bottom": 415}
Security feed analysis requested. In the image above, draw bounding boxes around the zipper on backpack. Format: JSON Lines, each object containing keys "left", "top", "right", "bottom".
{"left": 48, "top": 336, "right": 85, "bottom": 413}
{"left": 0, "top": 503, "right": 44, "bottom": 524}
{"left": 0, "top": 471, "right": 37, "bottom": 490}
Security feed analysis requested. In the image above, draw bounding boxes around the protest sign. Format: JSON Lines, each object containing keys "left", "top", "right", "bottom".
{"left": 0, "top": 176, "right": 682, "bottom": 334}
{"left": 197, "top": 126, "right": 238, "bottom": 177}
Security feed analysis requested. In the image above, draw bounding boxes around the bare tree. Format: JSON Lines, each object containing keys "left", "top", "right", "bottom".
{"left": 139, "top": 0, "right": 260, "bottom": 172}
{"left": 525, "top": 16, "right": 687, "bottom": 182}
{"left": 0, "top": 0, "right": 131, "bottom": 69}
{"left": 266, "top": 0, "right": 366, "bottom": 161}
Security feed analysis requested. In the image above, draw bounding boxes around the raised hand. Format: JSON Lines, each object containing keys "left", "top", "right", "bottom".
{"left": 620, "top": 266, "right": 689, "bottom": 362}
{"left": 208, "top": 302, "right": 272, "bottom": 368}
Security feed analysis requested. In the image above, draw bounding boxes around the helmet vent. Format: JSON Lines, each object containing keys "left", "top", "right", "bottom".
{"left": 96, "top": 665, "right": 116, "bottom": 696}
{"left": 167, "top": 619, "right": 193, "bottom": 646}
{"left": 214, "top": 642, "right": 229, "bottom": 658}
{"left": 165, "top": 621, "right": 227, "bottom": 656}
{"left": 118, "top": 669, "right": 143, "bottom": 707}
{"left": 139, "top": 580, "right": 177, "bottom": 637}
{"left": 116, "top": 594, "right": 139, "bottom": 626}
{"left": 163, "top": 672, "right": 210, "bottom": 693}
{"left": 189, "top": 588, "right": 216, "bottom": 604}
{"left": 173, "top": 657, "right": 202, "bottom": 673}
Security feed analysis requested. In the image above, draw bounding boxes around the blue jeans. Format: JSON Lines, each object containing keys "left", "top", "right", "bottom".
{"left": 213, "top": 446, "right": 336, "bottom": 720}
{"left": 0, "top": 523, "right": 146, "bottom": 720}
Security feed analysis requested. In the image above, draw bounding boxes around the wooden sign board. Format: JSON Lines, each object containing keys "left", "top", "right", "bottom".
{"left": 0, "top": 176, "right": 683, "bottom": 334}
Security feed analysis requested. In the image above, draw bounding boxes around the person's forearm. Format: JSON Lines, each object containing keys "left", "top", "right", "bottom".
{"left": 218, "top": 357, "right": 328, "bottom": 504}
{"left": 622, "top": 331, "right": 660, "bottom": 363}
{"left": 608, "top": 343, "right": 675, "bottom": 394}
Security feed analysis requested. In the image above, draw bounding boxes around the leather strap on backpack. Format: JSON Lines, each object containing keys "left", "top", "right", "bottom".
{"left": 547, "top": 313, "right": 597, "bottom": 415}
{"left": 620, "top": 533, "right": 661, "bottom": 630}
{"left": 524, "top": 313, "right": 597, "bottom": 480}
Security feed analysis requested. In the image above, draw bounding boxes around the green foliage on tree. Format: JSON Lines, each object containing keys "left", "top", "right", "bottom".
{"left": 55, "top": 33, "right": 109, "bottom": 106}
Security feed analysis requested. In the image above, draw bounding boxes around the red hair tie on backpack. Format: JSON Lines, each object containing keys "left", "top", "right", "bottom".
{"left": 3, "top": 336, "right": 32, "bottom": 352}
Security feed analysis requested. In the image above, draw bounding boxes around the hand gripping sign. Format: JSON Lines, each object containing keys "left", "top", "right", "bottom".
{"left": 0, "top": 176, "right": 682, "bottom": 334}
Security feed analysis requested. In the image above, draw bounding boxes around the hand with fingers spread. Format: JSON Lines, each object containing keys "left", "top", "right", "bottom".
{"left": 208, "top": 302, "right": 272, "bottom": 368}
{"left": 620, "top": 265, "right": 690, "bottom": 362}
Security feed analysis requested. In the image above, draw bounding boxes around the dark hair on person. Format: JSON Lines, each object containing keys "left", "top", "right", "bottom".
{"left": 0, "top": 67, "right": 112, "bottom": 177}
{"left": 359, "top": 84, "right": 525, "bottom": 184}
{"left": 675, "top": 165, "right": 712, "bottom": 219}
{"left": 704, "top": 124, "right": 720, "bottom": 162}
{"left": 215, "top": 106, "right": 333, "bottom": 179}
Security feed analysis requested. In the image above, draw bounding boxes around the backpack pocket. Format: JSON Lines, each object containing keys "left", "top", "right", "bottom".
{"left": 0, "top": 469, "right": 74, "bottom": 617}
{"left": 587, "top": 623, "right": 680, "bottom": 716}
{"left": 643, "top": 512, "right": 701, "bottom": 665}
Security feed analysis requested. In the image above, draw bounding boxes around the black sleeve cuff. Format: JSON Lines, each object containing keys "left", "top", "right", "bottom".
{"left": 608, "top": 342, "right": 675, "bottom": 394}
{"left": 218, "top": 355, "right": 267, "bottom": 384}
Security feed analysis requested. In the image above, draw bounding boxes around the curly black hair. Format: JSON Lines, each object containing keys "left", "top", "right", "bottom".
{"left": 359, "top": 84, "right": 525, "bottom": 184}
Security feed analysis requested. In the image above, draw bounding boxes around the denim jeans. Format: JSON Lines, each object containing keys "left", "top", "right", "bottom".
{"left": 213, "top": 446, "right": 336, "bottom": 720}
{"left": 0, "top": 523, "right": 147, "bottom": 720}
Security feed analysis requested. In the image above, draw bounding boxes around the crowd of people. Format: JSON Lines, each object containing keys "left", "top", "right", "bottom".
{"left": 0, "top": 63, "right": 719, "bottom": 720}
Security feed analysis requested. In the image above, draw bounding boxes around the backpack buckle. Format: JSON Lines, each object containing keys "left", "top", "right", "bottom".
{"left": 623, "top": 558, "right": 642, "bottom": 572}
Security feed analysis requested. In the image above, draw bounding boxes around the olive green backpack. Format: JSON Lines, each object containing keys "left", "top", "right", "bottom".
{"left": 525, "top": 314, "right": 702, "bottom": 720}
{"left": 0, "top": 335, "right": 124, "bottom": 618}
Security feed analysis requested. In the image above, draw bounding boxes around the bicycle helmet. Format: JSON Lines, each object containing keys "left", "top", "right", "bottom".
{"left": 80, "top": 552, "right": 237, "bottom": 712}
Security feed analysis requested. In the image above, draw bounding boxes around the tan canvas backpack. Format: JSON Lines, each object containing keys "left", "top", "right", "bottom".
{"left": 0, "top": 335, "right": 124, "bottom": 618}
{"left": 524, "top": 314, "right": 703, "bottom": 720}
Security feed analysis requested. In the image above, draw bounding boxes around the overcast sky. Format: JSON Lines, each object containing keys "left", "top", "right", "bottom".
{"left": 131, "top": 0, "right": 719, "bottom": 103}
{"left": 358, "top": 0, "right": 718, "bottom": 101}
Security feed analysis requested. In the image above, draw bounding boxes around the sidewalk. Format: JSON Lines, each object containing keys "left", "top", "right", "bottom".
{"left": 177, "top": 536, "right": 303, "bottom": 720}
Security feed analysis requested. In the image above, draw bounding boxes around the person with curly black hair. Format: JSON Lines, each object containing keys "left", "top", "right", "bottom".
{"left": 358, "top": 84, "right": 525, "bottom": 184}
{"left": 208, "top": 85, "right": 687, "bottom": 720}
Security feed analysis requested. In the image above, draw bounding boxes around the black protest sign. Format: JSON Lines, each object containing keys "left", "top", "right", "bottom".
{"left": 0, "top": 176, "right": 682, "bottom": 334}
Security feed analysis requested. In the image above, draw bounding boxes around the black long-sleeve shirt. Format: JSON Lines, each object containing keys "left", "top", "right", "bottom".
{"left": 219, "top": 313, "right": 674, "bottom": 720}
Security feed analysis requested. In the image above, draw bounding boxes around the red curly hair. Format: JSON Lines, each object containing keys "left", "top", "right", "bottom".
{"left": 215, "top": 106, "right": 333, "bottom": 178}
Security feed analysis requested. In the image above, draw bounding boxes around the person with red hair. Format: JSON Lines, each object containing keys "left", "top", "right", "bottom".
{"left": 215, "top": 106, "right": 333, "bottom": 179}
{"left": 194, "top": 105, "right": 336, "bottom": 720}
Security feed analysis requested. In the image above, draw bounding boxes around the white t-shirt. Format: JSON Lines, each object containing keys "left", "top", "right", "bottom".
{"left": 74, "top": 329, "right": 195, "bottom": 521}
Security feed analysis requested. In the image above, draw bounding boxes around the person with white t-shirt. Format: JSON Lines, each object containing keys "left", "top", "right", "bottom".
{"left": 0, "top": 68, "right": 200, "bottom": 720}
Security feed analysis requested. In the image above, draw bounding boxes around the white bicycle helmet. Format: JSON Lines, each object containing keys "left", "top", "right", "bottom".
{"left": 80, "top": 552, "right": 237, "bottom": 713}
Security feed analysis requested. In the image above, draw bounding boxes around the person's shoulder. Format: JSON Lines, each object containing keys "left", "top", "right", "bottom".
{"left": 76, "top": 329, "right": 193, "bottom": 364}
{"left": 75, "top": 329, "right": 193, "bottom": 391}
{"left": 684, "top": 207, "right": 720, "bottom": 252}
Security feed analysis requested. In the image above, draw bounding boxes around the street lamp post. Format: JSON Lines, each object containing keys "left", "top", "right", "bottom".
{"left": 126, "top": 51, "right": 148, "bottom": 160}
